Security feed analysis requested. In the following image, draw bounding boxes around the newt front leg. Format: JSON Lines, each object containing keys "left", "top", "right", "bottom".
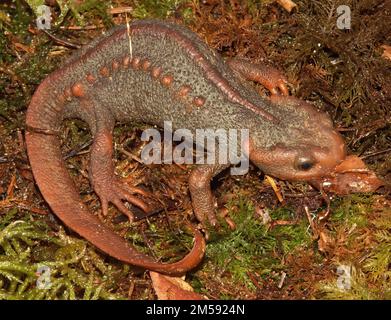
{"left": 227, "top": 57, "right": 289, "bottom": 96}
{"left": 188, "top": 164, "right": 229, "bottom": 228}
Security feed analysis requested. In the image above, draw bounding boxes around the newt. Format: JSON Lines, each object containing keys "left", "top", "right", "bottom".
{"left": 25, "top": 20, "right": 381, "bottom": 275}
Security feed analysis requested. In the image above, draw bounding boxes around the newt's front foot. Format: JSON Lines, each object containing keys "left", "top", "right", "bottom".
{"left": 189, "top": 164, "right": 229, "bottom": 238}
{"left": 227, "top": 57, "right": 289, "bottom": 96}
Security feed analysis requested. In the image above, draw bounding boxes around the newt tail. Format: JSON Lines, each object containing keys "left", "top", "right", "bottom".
{"left": 25, "top": 75, "right": 205, "bottom": 275}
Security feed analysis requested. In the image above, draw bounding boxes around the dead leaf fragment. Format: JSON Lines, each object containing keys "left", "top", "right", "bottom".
{"left": 150, "top": 271, "right": 206, "bottom": 300}
{"left": 312, "top": 156, "right": 384, "bottom": 195}
{"left": 318, "top": 229, "right": 335, "bottom": 254}
{"left": 381, "top": 45, "right": 391, "bottom": 61}
{"left": 276, "top": 0, "right": 297, "bottom": 13}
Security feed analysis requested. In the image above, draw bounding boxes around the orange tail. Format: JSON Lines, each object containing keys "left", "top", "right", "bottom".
{"left": 25, "top": 131, "right": 205, "bottom": 275}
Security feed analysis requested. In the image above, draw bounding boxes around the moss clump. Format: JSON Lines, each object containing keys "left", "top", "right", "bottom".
{"left": 24, "top": 0, "right": 111, "bottom": 27}
{"left": 132, "top": 0, "right": 193, "bottom": 20}
{"left": 0, "top": 215, "right": 129, "bottom": 300}
{"left": 330, "top": 194, "right": 374, "bottom": 227}
{"left": 317, "top": 201, "right": 390, "bottom": 299}
{"left": 203, "top": 198, "right": 312, "bottom": 295}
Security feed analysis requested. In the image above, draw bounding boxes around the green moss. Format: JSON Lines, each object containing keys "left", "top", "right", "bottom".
{"left": 330, "top": 194, "right": 374, "bottom": 227}
{"left": 0, "top": 213, "right": 128, "bottom": 300}
{"left": 0, "top": 1, "right": 61, "bottom": 124}
{"left": 317, "top": 204, "right": 391, "bottom": 299}
{"left": 363, "top": 207, "right": 391, "bottom": 283}
{"left": 24, "top": 0, "right": 112, "bottom": 27}
{"left": 121, "top": 216, "right": 198, "bottom": 265}
{"left": 204, "top": 198, "right": 312, "bottom": 293}
{"left": 364, "top": 230, "right": 391, "bottom": 282}
{"left": 132, "top": 0, "right": 193, "bottom": 20}
{"left": 317, "top": 266, "right": 379, "bottom": 300}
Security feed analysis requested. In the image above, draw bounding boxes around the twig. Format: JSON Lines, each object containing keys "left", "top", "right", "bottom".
{"left": 0, "top": 66, "right": 27, "bottom": 94}
{"left": 117, "top": 146, "right": 143, "bottom": 163}
{"left": 265, "top": 175, "right": 284, "bottom": 202}
{"left": 246, "top": 272, "right": 263, "bottom": 290}
{"left": 60, "top": 25, "right": 104, "bottom": 30}
{"left": 6, "top": 175, "right": 17, "bottom": 199}
{"left": 277, "top": 272, "right": 287, "bottom": 289}
{"left": 361, "top": 148, "right": 391, "bottom": 160}
{"left": 128, "top": 280, "right": 135, "bottom": 299}
{"left": 125, "top": 12, "right": 133, "bottom": 59}
{"left": 42, "top": 30, "right": 81, "bottom": 49}
{"left": 283, "top": 191, "right": 320, "bottom": 198}
{"left": 109, "top": 7, "right": 133, "bottom": 15}
{"left": 174, "top": 163, "right": 187, "bottom": 171}
{"left": 271, "top": 220, "right": 298, "bottom": 228}
{"left": 304, "top": 205, "right": 317, "bottom": 237}
{"left": 0, "top": 199, "right": 49, "bottom": 215}
{"left": 317, "top": 188, "right": 331, "bottom": 221}
{"left": 63, "top": 140, "right": 92, "bottom": 160}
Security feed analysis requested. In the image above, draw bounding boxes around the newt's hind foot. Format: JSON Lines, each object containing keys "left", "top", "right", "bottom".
{"left": 90, "top": 126, "right": 162, "bottom": 222}
{"left": 93, "top": 176, "right": 160, "bottom": 222}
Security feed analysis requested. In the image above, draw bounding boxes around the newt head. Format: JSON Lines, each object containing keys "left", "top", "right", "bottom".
{"left": 246, "top": 96, "right": 383, "bottom": 194}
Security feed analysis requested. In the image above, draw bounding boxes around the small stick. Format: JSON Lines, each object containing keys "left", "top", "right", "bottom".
{"left": 361, "top": 148, "right": 391, "bottom": 160}
{"left": 125, "top": 12, "right": 133, "bottom": 59}
{"left": 60, "top": 25, "right": 103, "bottom": 30}
{"left": 304, "top": 205, "right": 317, "bottom": 237}
{"left": 265, "top": 175, "right": 284, "bottom": 202}
{"left": 246, "top": 272, "right": 263, "bottom": 290}
{"left": 6, "top": 175, "right": 17, "bottom": 199}
{"left": 0, "top": 199, "right": 49, "bottom": 215}
{"left": 117, "top": 146, "right": 143, "bottom": 163}
{"left": 63, "top": 140, "right": 92, "bottom": 160}
{"left": 109, "top": 7, "right": 133, "bottom": 15}
{"left": 277, "top": 272, "right": 287, "bottom": 289}
{"left": 271, "top": 220, "right": 297, "bottom": 227}
{"left": 174, "top": 163, "right": 187, "bottom": 171}
{"left": 317, "top": 188, "right": 331, "bottom": 221}
{"left": 42, "top": 29, "right": 80, "bottom": 49}
{"left": 128, "top": 280, "right": 135, "bottom": 299}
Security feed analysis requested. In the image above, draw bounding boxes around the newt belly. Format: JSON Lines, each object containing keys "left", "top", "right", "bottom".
{"left": 25, "top": 19, "right": 381, "bottom": 275}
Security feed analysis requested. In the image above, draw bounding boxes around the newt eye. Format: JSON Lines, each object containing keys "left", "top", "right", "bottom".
{"left": 295, "top": 156, "right": 315, "bottom": 171}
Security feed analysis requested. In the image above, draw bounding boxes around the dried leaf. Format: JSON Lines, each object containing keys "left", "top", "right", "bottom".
{"left": 150, "top": 271, "right": 206, "bottom": 300}
{"left": 381, "top": 45, "right": 391, "bottom": 61}
{"left": 313, "top": 156, "right": 384, "bottom": 195}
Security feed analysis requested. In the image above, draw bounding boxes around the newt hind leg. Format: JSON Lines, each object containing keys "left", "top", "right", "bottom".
{"left": 89, "top": 110, "right": 160, "bottom": 222}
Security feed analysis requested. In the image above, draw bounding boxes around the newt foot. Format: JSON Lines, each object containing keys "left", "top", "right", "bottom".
{"left": 94, "top": 176, "right": 157, "bottom": 222}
